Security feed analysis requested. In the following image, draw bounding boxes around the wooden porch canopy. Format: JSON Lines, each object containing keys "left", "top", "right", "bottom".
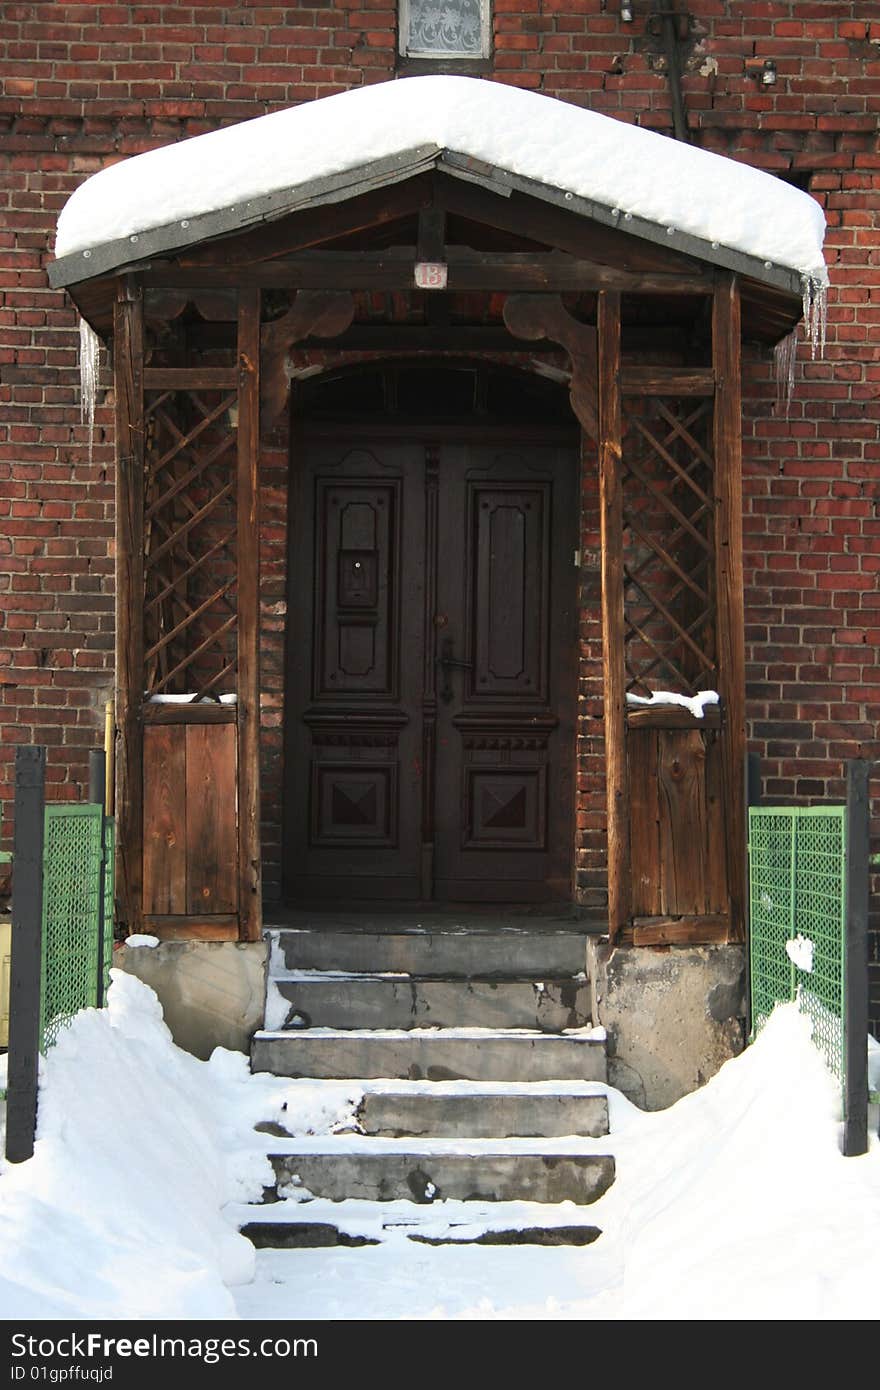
{"left": 49, "top": 78, "right": 817, "bottom": 946}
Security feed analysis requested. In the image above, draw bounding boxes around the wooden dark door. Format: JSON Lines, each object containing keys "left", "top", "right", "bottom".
{"left": 285, "top": 431, "right": 577, "bottom": 904}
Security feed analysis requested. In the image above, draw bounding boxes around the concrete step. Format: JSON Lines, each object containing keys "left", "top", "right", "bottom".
{"left": 354, "top": 1086, "right": 608, "bottom": 1138}
{"left": 270, "top": 927, "right": 588, "bottom": 979}
{"left": 266, "top": 1138, "right": 615, "bottom": 1205}
{"left": 230, "top": 1195, "right": 605, "bottom": 1248}
{"left": 251, "top": 1027, "right": 607, "bottom": 1083}
{"left": 271, "top": 974, "right": 590, "bottom": 1032}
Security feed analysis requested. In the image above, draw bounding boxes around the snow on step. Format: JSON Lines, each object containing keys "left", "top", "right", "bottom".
{"left": 229, "top": 1195, "right": 605, "bottom": 1249}
{"left": 251, "top": 1026, "right": 607, "bottom": 1082}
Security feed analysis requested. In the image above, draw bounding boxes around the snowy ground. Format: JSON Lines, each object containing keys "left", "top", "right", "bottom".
{"left": 0, "top": 972, "right": 877, "bottom": 1321}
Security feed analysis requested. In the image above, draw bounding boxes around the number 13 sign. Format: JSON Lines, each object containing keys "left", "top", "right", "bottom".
{"left": 414, "top": 262, "right": 449, "bottom": 290}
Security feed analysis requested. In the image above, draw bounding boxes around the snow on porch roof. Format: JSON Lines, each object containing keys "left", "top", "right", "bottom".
{"left": 49, "top": 75, "right": 828, "bottom": 300}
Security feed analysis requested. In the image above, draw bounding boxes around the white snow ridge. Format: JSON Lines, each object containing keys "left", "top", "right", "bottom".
{"left": 55, "top": 75, "right": 827, "bottom": 293}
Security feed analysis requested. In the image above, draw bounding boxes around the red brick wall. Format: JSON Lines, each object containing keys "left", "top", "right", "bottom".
{"left": 1, "top": 2, "right": 878, "bottom": 1018}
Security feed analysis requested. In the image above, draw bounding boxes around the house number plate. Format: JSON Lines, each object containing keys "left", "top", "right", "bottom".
{"left": 414, "top": 262, "right": 448, "bottom": 290}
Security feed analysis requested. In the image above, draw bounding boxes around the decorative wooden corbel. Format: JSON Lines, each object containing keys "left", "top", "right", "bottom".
{"left": 260, "top": 290, "right": 355, "bottom": 422}
{"left": 503, "top": 293, "right": 599, "bottom": 442}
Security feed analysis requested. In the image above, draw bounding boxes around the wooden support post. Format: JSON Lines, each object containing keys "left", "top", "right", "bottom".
{"left": 237, "top": 289, "right": 262, "bottom": 941}
{"left": 598, "top": 291, "right": 630, "bottom": 940}
{"left": 843, "top": 759, "right": 870, "bottom": 1157}
{"left": 6, "top": 746, "right": 45, "bottom": 1164}
{"left": 114, "top": 276, "right": 145, "bottom": 936}
{"left": 713, "top": 273, "right": 747, "bottom": 943}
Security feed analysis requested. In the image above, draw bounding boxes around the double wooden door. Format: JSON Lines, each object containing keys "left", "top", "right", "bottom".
{"left": 285, "top": 429, "right": 578, "bottom": 903}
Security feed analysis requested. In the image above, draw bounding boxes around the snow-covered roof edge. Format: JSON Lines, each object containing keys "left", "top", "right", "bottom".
{"left": 49, "top": 76, "right": 828, "bottom": 306}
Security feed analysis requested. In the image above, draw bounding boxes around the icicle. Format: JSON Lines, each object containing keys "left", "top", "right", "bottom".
{"left": 79, "top": 316, "right": 100, "bottom": 460}
{"left": 800, "top": 274, "right": 828, "bottom": 361}
{"left": 774, "top": 326, "right": 798, "bottom": 418}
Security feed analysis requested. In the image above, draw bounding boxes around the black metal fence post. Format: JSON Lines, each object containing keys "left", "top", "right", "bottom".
{"left": 89, "top": 747, "right": 108, "bottom": 1009}
{"left": 6, "top": 746, "right": 46, "bottom": 1164}
{"left": 843, "top": 759, "right": 870, "bottom": 1157}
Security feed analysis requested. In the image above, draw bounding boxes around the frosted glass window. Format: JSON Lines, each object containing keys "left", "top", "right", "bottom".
{"left": 400, "top": 0, "right": 490, "bottom": 59}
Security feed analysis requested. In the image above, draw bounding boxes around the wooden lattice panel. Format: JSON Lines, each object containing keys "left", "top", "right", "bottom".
{"left": 621, "top": 396, "right": 716, "bottom": 695}
{"left": 143, "top": 389, "right": 239, "bottom": 699}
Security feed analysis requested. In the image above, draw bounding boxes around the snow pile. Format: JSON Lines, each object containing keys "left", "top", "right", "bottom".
{"left": 608, "top": 1006, "right": 878, "bottom": 1320}
{"left": 0, "top": 972, "right": 353, "bottom": 1320}
{"left": 2, "top": 977, "right": 876, "bottom": 1321}
{"left": 54, "top": 76, "right": 827, "bottom": 290}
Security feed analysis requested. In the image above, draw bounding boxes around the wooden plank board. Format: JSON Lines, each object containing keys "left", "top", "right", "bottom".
{"left": 237, "top": 288, "right": 262, "bottom": 942}
{"left": 631, "top": 915, "right": 729, "bottom": 946}
{"left": 144, "top": 918, "right": 239, "bottom": 941}
{"left": 143, "top": 368, "right": 238, "bottom": 389}
{"left": 185, "top": 723, "right": 238, "bottom": 915}
{"left": 113, "top": 277, "right": 145, "bottom": 934}
{"left": 142, "top": 724, "right": 187, "bottom": 916}
{"left": 622, "top": 368, "right": 715, "bottom": 397}
{"left": 143, "top": 703, "right": 237, "bottom": 725}
{"left": 713, "top": 274, "right": 746, "bottom": 943}
{"left": 705, "top": 729, "right": 730, "bottom": 915}
{"left": 657, "top": 729, "right": 708, "bottom": 917}
{"left": 143, "top": 252, "right": 714, "bottom": 296}
{"left": 597, "top": 291, "right": 630, "bottom": 939}
{"left": 626, "top": 705, "right": 721, "bottom": 730}
{"left": 628, "top": 728, "right": 662, "bottom": 918}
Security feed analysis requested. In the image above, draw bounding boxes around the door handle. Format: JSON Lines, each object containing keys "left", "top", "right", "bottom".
{"left": 438, "top": 636, "right": 472, "bottom": 704}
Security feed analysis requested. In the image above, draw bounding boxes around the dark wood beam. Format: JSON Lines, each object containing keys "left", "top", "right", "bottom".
{"left": 437, "top": 175, "right": 705, "bottom": 276}
{"left": 142, "top": 249, "right": 713, "bottom": 295}
{"left": 237, "top": 288, "right": 262, "bottom": 942}
{"left": 178, "top": 175, "right": 432, "bottom": 268}
{"left": 712, "top": 272, "right": 746, "bottom": 945}
{"left": 113, "top": 276, "right": 145, "bottom": 935}
{"left": 304, "top": 325, "right": 559, "bottom": 352}
{"left": 597, "top": 290, "right": 630, "bottom": 942}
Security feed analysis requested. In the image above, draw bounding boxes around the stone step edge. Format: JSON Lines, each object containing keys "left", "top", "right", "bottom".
{"left": 266, "top": 926, "right": 592, "bottom": 937}
{"left": 254, "top": 1026, "right": 606, "bottom": 1042}
{"left": 263, "top": 1078, "right": 612, "bottom": 1096}
{"left": 263, "top": 1136, "right": 614, "bottom": 1157}
{"left": 269, "top": 970, "right": 589, "bottom": 982}
{"left": 230, "top": 1196, "right": 606, "bottom": 1247}
{"left": 240, "top": 1221, "right": 602, "bottom": 1249}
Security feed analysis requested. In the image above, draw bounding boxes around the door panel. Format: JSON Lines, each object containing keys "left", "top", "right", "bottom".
{"left": 285, "top": 444, "right": 423, "bottom": 899}
{"left": 433, "top": 446, "right": 577, "bottom": 901}
{"left": 285, "top": 433, "right": 576, "bottom": 904}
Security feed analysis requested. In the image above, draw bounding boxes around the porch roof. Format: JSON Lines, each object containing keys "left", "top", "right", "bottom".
{"left": 49, "top": 76, "right": 827, "bottom": 305}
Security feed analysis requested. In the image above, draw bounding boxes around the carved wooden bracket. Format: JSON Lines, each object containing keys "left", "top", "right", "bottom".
{"left": 144, "top": 288, "right": 238, "bottom": 324}
{"left": 503, "top": 293, "right": 599, "bottom": 441}
{"left": 260, "top": 290, "right": 355, "bottom": 422}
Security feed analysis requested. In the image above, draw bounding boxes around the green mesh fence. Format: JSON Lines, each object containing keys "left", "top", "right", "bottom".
{"left": 103, "top": 817, "right": 115, "bottom": 998}
{"left": 749, "top": 806, "right": 846, "bottom": 1089}
{"left": 39, "top": 804, "right": 114, "bottom": 1053}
